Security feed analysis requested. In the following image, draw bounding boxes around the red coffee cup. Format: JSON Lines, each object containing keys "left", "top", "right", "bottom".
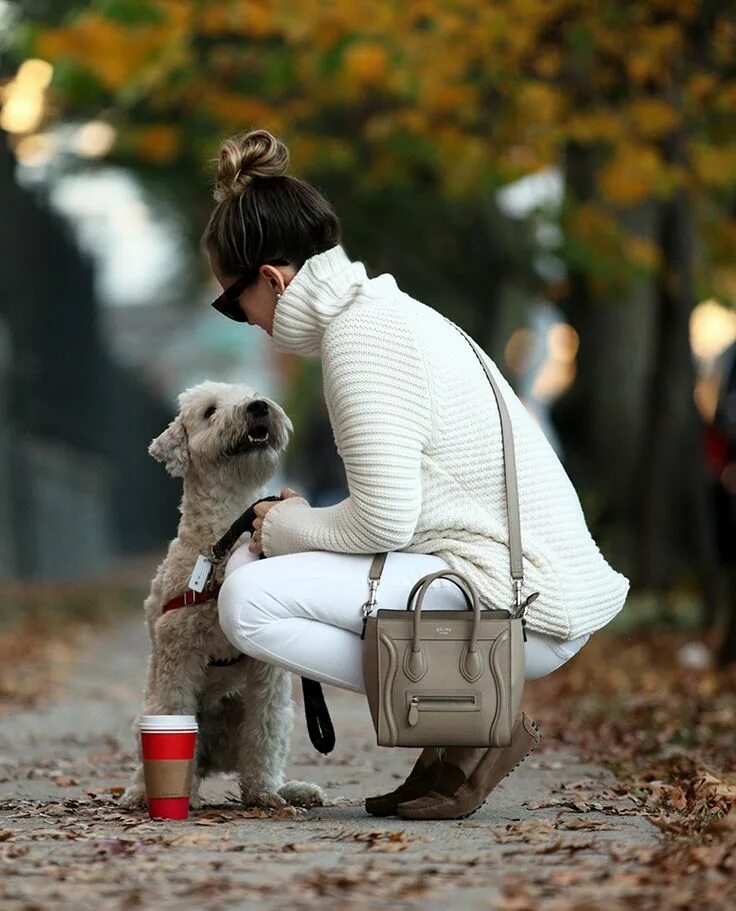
{"left": 139, "top": 715, "right": 198, "bottom": 819}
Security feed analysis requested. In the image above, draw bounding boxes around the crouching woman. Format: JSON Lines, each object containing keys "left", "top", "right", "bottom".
{"left": 203, "top": 128, "right": 630, "bottom": 820}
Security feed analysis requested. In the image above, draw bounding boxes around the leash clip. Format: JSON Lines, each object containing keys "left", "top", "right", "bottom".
{"left": 361, "top": 579, "right": 379, "bottom": 619}
{"left": 360, "top": 579, "right": 380, "bottom": 640}
{"left": 512, "top": 580, "right": 540, "bottom": 620}
{"left": 208, "top": 544, "right": 224, "bottom": 566}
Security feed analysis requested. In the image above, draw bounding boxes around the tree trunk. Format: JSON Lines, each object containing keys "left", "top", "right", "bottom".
{"left": 633, "top": 123, "right": 722, "bottom": 624}
{"left": 552, "top": 141, "right": 656, "bottom": 565}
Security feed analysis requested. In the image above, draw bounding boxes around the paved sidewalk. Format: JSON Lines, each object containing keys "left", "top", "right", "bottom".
{"left": 0, "top": 615, "right": 660, "bottom": 910}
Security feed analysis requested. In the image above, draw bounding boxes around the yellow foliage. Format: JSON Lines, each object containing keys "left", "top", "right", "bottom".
{"left": 598, "top": 144, "right": 663, "bottom": 206}
{"left": 712, "top": 266, "right": 736, "bottom": 302}
{"left": 156, "top": 0, "right": 193, "bottom": 30}
{"left": 197, "top": 3, "right": 235, "bottom": 35}
{"left": 444, "top": 136, "right": 489, "bottom": 199}
{"left": 628, "top": 98, "right": 680, "bottom": 139}
{"left": 707, "top": 217, "right": 736, "bottom": 263}
{"left": 199, "top": 89, "right": 282, "bottom": 131}
{"left": 342, "top": 42, "right": 389, "bottom": 87}
{"left": 35, "top": 31, "right": 79, "bottom": 62}
{"left": 36, "top": 9, "right": 186, "bottom": 91}
{"left": 623, "top": 23, "right": 684, "bottom": 84}
{"left": 534, "top": 47, "right": 562, "bottom": 80}
{"left": 686, "top": 72, "right": 718, "bottom": 105}
{"left": 133, "top": 124, "right": 180, "bottom": 163}
{"left": 240, "top": 1, "right": 278, "bottom": 39}
{"left": 645, "top": 21, "right": 684, "bottom": 56}
{"left": 566, "top": 111, "right": 625, "bottom": 144}
{"left": 568, "top": 202, "right": 622, "bottom": 253}
{"left": 27, "top": 0, "right": 736, "bottom": 226}
{"left": 625, "top": 22, "right": 684, "bottom": 87}
{"left": 275, "top": 0, "right": 392, "bottom": 47}
{"left": 436, "top": 83, "right": 479, "bottom": 118}
{"left": 662, "top": 0, "right": 699, "bottom": 21}
{"left": 516, "top": 82, "right": 566, "bottom": 125}
{"left": 495, "top": 143, "right": 545, "bottom": 183}
{"left": 713, "top": 16, "right": 736, "bottom": 66}
{"left": 717, "top": 81, "right": 736, "bottom": 114}
{"left": 622, "top": 235, "right": 661, "bottom": 272}
{"left": 568, "top": 202, "right": 664, "bottom": 276}
{"left": 364, "top": 112, "right": 394, "bottom": 142}
{"left": 397, "top": 109, "right": 430, "bottom": 136}
{"left": 626, "top": 51, "right": 657, "bottom": 85}
{"left": 692, "top": 144, "right": 736, "bottom": 188}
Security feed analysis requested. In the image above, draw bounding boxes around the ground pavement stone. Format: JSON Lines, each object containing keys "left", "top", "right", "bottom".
{"left": 0, "top": 614, "right": 660, "bottom": 910}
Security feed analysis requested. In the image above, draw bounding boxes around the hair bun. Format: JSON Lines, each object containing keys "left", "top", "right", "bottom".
{"left": 213, "top": 129, "right": 289, "bottom": 203}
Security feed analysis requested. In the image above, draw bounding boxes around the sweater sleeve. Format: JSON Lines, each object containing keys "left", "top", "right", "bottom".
{"left": 260, "top": 304, "right": 435, "bottom": 556}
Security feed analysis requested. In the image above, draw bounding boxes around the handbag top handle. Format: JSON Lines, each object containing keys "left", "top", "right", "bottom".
{"left": 441, "top": 316, "right": 528, "bottom": 616}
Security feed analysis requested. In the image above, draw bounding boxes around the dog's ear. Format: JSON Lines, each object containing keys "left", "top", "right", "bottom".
{"left": 149, "top": 416, "right": 189, "bottom": 477}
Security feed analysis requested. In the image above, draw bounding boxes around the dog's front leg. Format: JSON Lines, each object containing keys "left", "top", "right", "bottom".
{"left": 237, "top": 663, "right": 295, "bottom": 808}
{"left": 121, "top": 616, "right": 208, "bottom": 809}
{"left": 148, "top": 613, "right": 209, "bottom": 716}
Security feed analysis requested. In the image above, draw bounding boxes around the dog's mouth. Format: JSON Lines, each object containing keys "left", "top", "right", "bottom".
{"left": 224, "top": 423, "right": 272, "bottom": 457}
{"left": 247, "top": 425, "right": 270, "bottom": 445}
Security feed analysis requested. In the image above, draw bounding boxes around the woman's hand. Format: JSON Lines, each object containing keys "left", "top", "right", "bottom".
{"left": 249, "top": 487, "right": 306, "bottom": 555}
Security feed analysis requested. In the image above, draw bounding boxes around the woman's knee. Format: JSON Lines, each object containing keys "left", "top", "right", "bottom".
{"left": 524, "top": 630, "right": 592, "bottom": 679}
{"left": 224, "top": 543, "right": 260, "bottom": 579}
{"left": 217, "top": 566, "right": 271, "bottom": 650}
{"left": 216, "top": 573, "right": 243, "bottom": 647}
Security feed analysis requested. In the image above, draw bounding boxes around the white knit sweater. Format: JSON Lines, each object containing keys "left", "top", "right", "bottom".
{"left": 260, "top": 243, "right": 630, "bottom": 639}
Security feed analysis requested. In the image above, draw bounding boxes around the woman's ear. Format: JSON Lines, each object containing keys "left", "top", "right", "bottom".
{"left": 149, "top": 416, "right": 189, "bottom": 477}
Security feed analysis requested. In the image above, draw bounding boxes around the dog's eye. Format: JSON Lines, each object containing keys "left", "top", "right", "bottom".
{"left": 203, "top": 405, "right": 216, "bottom": 420}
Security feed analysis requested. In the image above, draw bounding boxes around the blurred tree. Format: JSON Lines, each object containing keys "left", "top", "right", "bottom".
{"left": 9, "top": 0, "right": 736, "bottom": 654}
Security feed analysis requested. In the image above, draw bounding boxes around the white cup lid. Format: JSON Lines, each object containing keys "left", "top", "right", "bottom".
{"left": 138, "top": 714, "right": 198, "bottom": 731}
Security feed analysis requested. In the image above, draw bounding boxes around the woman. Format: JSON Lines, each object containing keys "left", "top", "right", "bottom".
{"left": 206, "top": 128, "right": 631, "bottom": 821}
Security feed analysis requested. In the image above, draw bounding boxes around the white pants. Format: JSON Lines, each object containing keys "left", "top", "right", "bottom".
{"left": 217, "top": 546, "right": 591, "bottom": 693}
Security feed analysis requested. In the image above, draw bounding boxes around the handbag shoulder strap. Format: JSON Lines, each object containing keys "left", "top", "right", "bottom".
{"left": 443, "top": 317, "right": 526, "bottom": 609}
{"left": 367, "top": 318, "right": 531, "bottom": 616}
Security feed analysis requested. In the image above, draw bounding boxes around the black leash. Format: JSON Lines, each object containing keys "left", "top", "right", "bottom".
{"left": 209, "top": 496, "right": 336, "bottom": 755}
{"left": 210, "top": 496, "right": 283, "bottom": 563}
{"left": 300, "top": 678, "right": 336, "bottom": 755}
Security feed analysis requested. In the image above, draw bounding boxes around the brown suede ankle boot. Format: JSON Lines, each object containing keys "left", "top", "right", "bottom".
{"left": 364, "top": 746, "right": 443, "bottom": 817}
{"left": 396, "top": 712, "right": 541, "bottom": 820}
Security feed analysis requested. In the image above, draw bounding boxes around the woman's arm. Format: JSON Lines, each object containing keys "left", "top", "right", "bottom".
{"left": 260, "top": 304, "right": 435, "bottom": 556}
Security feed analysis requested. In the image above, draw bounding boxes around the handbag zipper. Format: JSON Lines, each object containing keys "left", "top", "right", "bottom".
{"left": 407, "top": 694, "right": 478, "bottom": 726}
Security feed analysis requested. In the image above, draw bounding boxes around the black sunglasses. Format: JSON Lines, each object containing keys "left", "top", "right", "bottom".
{"left": 210, "top": 258, "right": 291, "bottom": 323}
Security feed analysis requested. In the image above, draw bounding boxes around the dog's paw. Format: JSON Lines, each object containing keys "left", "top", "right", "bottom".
{"left": 118, "top": 784, "right": 147, "bottom": 809}
{"left": 189, "top": 790, "right": 203, "bottom": 810}
{"left": 278, "top": 780, "right": 327, "bottom": 808}
{"left": 240, "top": 789, "right": 288, "bottom": 810}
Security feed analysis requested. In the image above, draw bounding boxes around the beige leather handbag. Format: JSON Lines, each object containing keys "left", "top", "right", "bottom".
{"left": 361, "top": 319, "right": 539, "bottom": 748}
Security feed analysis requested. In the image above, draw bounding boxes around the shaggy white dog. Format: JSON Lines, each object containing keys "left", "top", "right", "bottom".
{"left": 120, "top": 380, "right": 326, "bottom": 811}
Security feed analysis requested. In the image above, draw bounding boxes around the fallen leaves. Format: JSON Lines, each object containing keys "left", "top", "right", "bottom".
{"left": 321, "top": 828, "right": 432, "bottom": 851}
{"left": 0, "top": 577, "right": 147, "bottom": 713}
{"left": 521, "top": 627, "right": 736, "bottom": 908}
{"left": 2, "top": 607, "right": 735, "bottom": 909}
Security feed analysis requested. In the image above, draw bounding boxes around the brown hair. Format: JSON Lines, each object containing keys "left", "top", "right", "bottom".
{"left": 200, "top": 128, "right": 341, "bottom": 284}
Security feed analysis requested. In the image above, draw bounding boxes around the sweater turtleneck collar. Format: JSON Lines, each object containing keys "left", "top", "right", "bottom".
{"left": 270, "top": 243, "right": 368, "bottom": 357}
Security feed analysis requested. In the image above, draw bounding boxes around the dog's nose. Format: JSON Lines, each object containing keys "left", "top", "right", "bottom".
{"left": 246, "top": 399, "right": 269, "bottom": 418}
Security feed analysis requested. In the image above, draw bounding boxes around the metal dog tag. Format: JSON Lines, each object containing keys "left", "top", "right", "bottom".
{"left": 188, "top": 554, "right": 214, "bottom": 592}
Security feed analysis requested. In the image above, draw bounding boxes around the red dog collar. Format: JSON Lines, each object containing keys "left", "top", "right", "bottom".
{"left": 162, "top": 583, "right": 223, "bottom": 614}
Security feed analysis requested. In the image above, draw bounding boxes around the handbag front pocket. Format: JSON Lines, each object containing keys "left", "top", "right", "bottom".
{"left": 406, "top": 691, "right": 480, "bottom": 727}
